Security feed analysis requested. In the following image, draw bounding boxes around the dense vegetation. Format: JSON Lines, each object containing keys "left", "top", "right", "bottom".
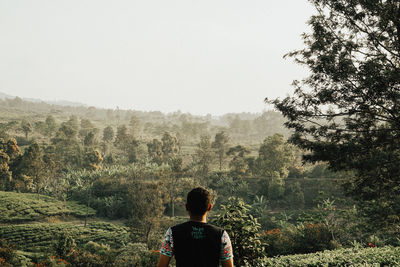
{"left": 0, "top": 93, "right": 395, "bottom": 266}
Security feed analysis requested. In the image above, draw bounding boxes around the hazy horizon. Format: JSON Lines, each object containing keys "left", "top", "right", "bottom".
{"left": 0, "top": 0, "right": 314, "bottom": 116}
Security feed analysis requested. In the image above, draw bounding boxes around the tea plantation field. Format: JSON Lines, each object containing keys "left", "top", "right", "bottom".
{"left": 0, "top": 191, "right": 132, "bottom": 261}
{"left": 0, "top": 191, "right": 95, "bottom": 223}
{"left": 0, "top": 221, "right": 130, "bottom": 252}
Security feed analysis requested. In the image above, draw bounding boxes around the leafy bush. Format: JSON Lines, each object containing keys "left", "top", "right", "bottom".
{"left": 114, "top": 243, "right": 160, "bottom": 267}
{"left": 54, "top": 232, "right": 76, "bottom": 258}
{"left": 0, "top": 239, "right": 18, "bottom": 266}
{"left": 213, "top": 197, "right": 264, "bottom": 267}
{"left": 262, "top": 223, "right": 338, "bottom": 256}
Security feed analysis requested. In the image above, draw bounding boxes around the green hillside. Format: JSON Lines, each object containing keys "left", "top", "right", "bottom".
{"left": 0, "top": 191, "right": 95, "bottom": 223}
{"left": 0, "top": 222, "right": 130, "bottom": 253}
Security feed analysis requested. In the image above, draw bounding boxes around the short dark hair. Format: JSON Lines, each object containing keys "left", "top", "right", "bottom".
{"left": 186, "top": 187, "right": 211, "bottom": 216}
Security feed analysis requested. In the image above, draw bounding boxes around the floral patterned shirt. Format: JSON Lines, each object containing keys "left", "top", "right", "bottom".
{"left": 160, "top": 227, "right": 233, "bottom": 261}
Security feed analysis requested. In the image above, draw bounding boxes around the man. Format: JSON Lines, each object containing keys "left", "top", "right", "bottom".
{"left": 157, "top": 187, "right": 234, "bottom": 267}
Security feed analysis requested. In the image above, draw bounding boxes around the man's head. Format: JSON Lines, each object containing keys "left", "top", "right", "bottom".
{"left": 186, "top": 187, "right": 212, "bottom": 216}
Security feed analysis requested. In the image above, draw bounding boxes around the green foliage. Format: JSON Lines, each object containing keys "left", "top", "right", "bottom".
{"left": 214, "top": 197, "right": 264, "bottom": 267}
{"left": 264, "top": 246, "right": 400, "bottom": 266}
{"left": 283, "top": 182, "right": 305, "bottom": 209}
{"left": 262, "top": 223, "right": 337, "bottom": 257}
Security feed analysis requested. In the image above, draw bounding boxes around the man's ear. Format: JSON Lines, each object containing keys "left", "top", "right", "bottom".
{"left": 207, "top": 204, "right": 212, "bottom": 212}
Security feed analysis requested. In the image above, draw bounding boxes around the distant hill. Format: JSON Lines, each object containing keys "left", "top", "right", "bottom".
{"left": 0, "top": 91, "right": 86, "bottom": 107}
{"left": 0, "top": 91, "right": 14, "bottom": 99}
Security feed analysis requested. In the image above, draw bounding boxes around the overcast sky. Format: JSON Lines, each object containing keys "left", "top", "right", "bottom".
{"left": 0, "top": 0, "right": 315, "bottom": 115}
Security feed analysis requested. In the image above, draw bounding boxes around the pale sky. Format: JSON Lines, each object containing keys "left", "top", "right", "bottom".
{"left": 0, "top": 0, "right": 314, "bottom": 115}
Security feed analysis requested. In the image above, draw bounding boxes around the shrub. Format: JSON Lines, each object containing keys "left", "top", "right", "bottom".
{"left": 0, "top": 239, "right": 20, "bottom": 266}
{"left": 114, "top": 243, "right": 159, "bottom": 267}
{"left": 263, "top": 223, "right": 338, "bottom": 256}
{"left": 213, "top": 197, "right": 264, "bottom": 266}
{"left": 54, "top": 232, "right": 75, "bottom": 258}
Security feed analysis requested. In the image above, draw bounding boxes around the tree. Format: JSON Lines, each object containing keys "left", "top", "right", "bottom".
{"left": 161, "top": 132, "right": 179, "bottom": 163}
{"left": 114, "top": 125, "right": 130, "bottom": 150}
{"left": 0, "top": 121, "right": 18, "bottom": 139}
{"left": 163, "top": 157, "right": 185, "bottom": 218}
{"left": 103, "top": 126, "right": 114, "bottom": 144}
{"left": 45, "top": 115, "right": 57, "bottom": 137}
{"left": 256, "top": 134, "right": 294, "bottom": 179}
{"left": 79, "top": 118, "right": 96, "bottom": 140}
{"left": 128, "top": 181, "right": 164, "bottom": 248}
{"left": 129, "top": 115, "right": 141, "bottom": 138}
{"left": 268, "top": 1, "right": 400, "bottom": 224}
{"left": 194, "top": 135, "right": 214, "bottom": 178}
{"left": 147, "top": 139, "right": 163, "bottom": 165}
{"left": 212, "top": 131, "right": 229, "bottom": 171}
{"left": 20, "top": 120, "right": 32, "bottom": 139}
{"left": 0, "top": 138, "right": 21, "bottom": 190}
{"left": 226, "top": 145, "right": 250, "bottom": 178}
{"left": 52, "top": 119, "right": 82, "bottom": 168}
{"left": 0, "top": 151, "right": 11, "bottom": 191}
{"left": 214, "top": 197, "right": 264, "bottom": 266}
{"left": 84, "top": 149, "right": 103, "bottom": 171}
{"left": 15, "top": 143, "right": 45, "bottom": 199}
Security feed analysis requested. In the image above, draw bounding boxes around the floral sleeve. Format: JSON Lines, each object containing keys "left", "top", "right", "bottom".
{"left": 220, "top": 230, "right": 233, "bottom": 261}
{"left": 160, "top": 228, "right": 174, "bottom": 257}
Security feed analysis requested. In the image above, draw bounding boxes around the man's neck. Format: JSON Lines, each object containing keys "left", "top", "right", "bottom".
{"left": 189, "top": 214, "right": 207, "bottom": 223}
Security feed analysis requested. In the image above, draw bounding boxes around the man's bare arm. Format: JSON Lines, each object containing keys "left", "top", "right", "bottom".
{"left": 222, "top": 258, "right": 234, "bottom": 267}
{"left": 157, "top": 254, "right": 171, "bottom": 267}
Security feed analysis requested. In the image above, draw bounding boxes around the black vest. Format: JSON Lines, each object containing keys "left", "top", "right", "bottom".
{"left": 171, "top": 221, "right": 224, "bottom": 267}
